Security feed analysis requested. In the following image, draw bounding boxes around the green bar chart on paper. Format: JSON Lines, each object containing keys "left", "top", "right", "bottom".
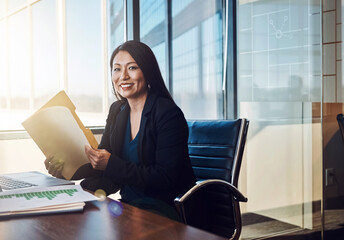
{"left": 0, "top": 189, "right": 77, "bottom": 201}
{"left": 0, "top": 185, "right": 98, "bottom": 214}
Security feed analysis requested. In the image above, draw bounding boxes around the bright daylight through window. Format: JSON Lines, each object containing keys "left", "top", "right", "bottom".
{"left": 0, "top": 0, "right": 224, "bottom": 131}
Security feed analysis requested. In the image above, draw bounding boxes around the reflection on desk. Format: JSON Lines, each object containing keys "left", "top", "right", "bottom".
{"left": 0, "top": 197, "right": 226, "bottom": 240}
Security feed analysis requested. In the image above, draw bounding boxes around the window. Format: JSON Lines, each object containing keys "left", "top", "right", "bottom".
{"left": 0, "top": 0, "right": 125, "bottom": 131}
{"left": 139, "top": 0, "right": 225, "bottom": 120}
{"left": 1, "top": 0, "right": 225, "bottom": 131}
{"left": 8, "top": 0, "right": 27, "bottom": 12}
{"left": 0, "top": 20, "right": 6, "bottom": 109}
{"left": 66, "top": 0, "right": 103, "bottom": 116}
{"left": 32, "top": 0, "right": 59, "bottom": 108}
{"left": 108, "top": 0, "right": 124, "bottom": 105}
{"left": 8, "top": 9, "right": 30, "bottom": 110}
{"left": 140, "top": 0, "right": 167, "bottom": 82}
{"left": 0, "top": 1, "right": 5, "bottom": 17}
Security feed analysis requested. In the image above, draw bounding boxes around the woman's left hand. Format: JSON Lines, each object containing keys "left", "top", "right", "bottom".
{"left": 85, "top": 145, "right": 111, "bottom": 171}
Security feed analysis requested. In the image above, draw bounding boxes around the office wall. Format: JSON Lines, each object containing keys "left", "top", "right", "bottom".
{"left": 0, "top": 138, "right": 46, "bottom": 174}
{"left": 322, "top": 0, "right": 342, "bottom": 102}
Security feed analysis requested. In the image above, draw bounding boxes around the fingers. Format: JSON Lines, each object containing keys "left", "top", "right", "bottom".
{"left": 44, "top": 156, "right": 53, "bottom": 170}
{"left": 88, "top": 154, "right": 99, "bottom": 169}
{"left": 50, "top": 158, "right": 64, "bottom": 167}
{"left": 85, "top": 145, "right": 111, "bottom": 170}
{"left": 85, "top": 145, "right": 100, "bottom": 158}
{"left": 50, "top": 163, "right": 63, "bottom": 178}
{"left": 46, "top": 157, "right": 64, "bottom": 178}
{"left": 85, "top": 145, "right": 100, "bottom": 168}
{"left": 85, "top": 146, "right": 96, "bottom": 168}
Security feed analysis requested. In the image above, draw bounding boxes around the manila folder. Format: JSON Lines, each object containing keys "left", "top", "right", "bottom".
{"left": 22, "top": 106, "right": 90, "bottom": 180}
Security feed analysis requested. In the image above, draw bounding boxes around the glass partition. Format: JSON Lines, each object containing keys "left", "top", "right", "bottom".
{"left": 237, "top": 0, "right": 323, "bottom": 238}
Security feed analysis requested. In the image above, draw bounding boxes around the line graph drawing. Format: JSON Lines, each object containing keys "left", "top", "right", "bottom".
{"left": 269, "top": 15, "right": 293, "bottom": 39}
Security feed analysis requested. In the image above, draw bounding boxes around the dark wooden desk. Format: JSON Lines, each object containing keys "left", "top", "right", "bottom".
{"left": 0, "top": 198, "right": 225, "bottom": 240}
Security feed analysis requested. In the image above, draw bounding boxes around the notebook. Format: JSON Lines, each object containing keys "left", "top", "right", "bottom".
{"left": 0, "top": 171, "right": 73, "bottom": 192}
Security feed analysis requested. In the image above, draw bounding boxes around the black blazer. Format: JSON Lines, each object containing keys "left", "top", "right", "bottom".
{"left": 83, "top": 92, "right": 195, "bottom": 207}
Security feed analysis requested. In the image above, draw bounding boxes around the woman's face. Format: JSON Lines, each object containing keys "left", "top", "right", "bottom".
{"left": 112, "top": 50, "right": 148, "bottom": 101}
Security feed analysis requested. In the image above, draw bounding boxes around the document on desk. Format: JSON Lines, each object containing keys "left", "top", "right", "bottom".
{"left": 0, "top": 185, "right": 98, "bottom": 217}
{"left": 22, "top": 91, "right": 99, "bottom": 180}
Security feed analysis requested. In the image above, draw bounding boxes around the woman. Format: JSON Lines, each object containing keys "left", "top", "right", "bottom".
{"left": 46, "top": 40, "right": 195, "bottom": 219}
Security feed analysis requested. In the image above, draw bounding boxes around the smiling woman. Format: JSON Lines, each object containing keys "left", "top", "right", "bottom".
{"left": 46, "top": 40, "right": 196, "bottom": 221}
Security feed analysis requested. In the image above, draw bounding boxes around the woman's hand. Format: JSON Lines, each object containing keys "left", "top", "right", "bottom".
{"left": 85, "top": 145, "right": 111, "bottom": 171}
{"left": 44, "top": 156, "right": 65, "bottom": 179}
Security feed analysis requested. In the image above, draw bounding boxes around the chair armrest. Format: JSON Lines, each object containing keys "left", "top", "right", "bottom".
{"left": 175, "top": 179, "right": 247, "bottom": 204}
{"left": 174, "top": 179, "right": 247, "bottom": 225}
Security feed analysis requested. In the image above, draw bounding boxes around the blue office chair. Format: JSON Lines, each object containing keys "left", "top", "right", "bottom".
{"left": 174, "top": 119, "right": 249, "bottom": 240}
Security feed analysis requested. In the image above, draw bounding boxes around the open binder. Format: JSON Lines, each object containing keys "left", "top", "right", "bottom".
{"left": 22, "top": 91, "right": 98, "bottom": 180}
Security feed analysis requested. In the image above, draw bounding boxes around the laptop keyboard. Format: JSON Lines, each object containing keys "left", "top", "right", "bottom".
{"left": 0, "top": 176, "right": 37, "bottom": 190}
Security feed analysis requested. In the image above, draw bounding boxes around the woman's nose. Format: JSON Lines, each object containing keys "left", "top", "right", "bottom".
{"left": 120, "top": 69, "right": 129, "bottom": 80}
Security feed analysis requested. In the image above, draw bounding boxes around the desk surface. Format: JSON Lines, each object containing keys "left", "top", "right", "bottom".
{"left": 0, "top": 198, "right": 225, "bottom": 240}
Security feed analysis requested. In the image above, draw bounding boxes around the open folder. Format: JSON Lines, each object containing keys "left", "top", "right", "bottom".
{"left": 22, "top": 91, "right": 98, "bottom": 180}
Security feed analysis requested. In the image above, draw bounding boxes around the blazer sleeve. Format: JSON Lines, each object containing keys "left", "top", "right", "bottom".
{"left": 103, "top": 101, "right": 190, "bottom": 191}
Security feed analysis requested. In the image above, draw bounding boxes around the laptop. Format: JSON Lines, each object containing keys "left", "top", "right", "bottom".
{"left": 0, "top": 171, "right": 74, "bottom": 192}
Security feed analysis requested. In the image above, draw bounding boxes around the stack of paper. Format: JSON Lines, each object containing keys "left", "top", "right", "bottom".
{"left": 0, "top": 185, "right": 98, "bottom": 217}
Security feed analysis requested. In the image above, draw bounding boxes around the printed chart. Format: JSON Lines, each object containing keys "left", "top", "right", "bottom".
{"left": 0, "top": 185, "right": 98, "bottom": 214}
{"left": 0, "top": 189, "right": 78, "bottom": 201}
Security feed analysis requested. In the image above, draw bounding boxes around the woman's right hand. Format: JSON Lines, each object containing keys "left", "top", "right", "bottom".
{"left": 44, "top": 156, "right": 65, "bottom": 179}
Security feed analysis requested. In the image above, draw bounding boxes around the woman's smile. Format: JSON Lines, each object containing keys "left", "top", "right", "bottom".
{"left": 120, "top": 83, "right": 134, "bottom": 90}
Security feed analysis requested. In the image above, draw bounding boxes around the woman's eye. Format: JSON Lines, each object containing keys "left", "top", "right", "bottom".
{"left": 129, "top": 66, "right": 138, "bottom": 70}
{"left": 113, "top": 68, "right": 120, "bottom": 72}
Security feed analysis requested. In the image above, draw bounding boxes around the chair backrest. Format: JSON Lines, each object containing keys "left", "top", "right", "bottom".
{"left": 188, "top": 119, "right": 249, "bottom": 187}
{"left": 185, "top": 119, "right": 249, "bottom": 239}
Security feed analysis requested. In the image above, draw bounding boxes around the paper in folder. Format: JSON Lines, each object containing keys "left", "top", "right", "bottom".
{"left": 22, "top": 91, "right": 98, "bottom": 180}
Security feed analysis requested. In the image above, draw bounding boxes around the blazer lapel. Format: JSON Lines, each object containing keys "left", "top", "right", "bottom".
{"left": 112, "top": 102, "right": 129, "bottom": 156}
{"left": 137, "top": 93, "right": 157, "bottom": 163}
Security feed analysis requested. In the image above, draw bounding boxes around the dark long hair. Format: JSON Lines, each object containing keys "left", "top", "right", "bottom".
{"left": 110, "top": 40, "right": 173, "bottom": 102}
